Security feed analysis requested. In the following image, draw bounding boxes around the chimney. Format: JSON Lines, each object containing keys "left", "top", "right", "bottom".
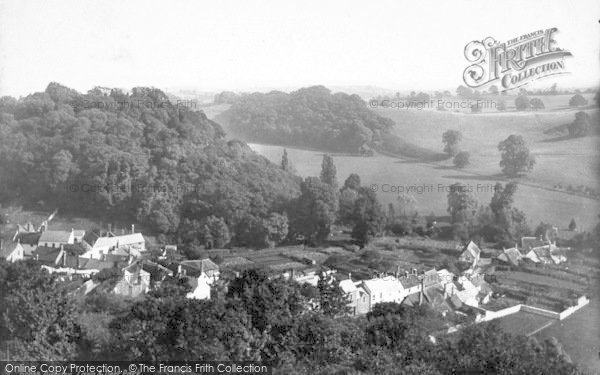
{"left": 419, "top": 277, "right": 424, "bottom": 306}
{"left": 108, "top": 223, "right": 112, "bottom": 234}
{"left": 61, "top": 245, "right": 66, "bottom": 267}
{"left": 395, "top": 265, "right": 400, "bottom": 279}
{"left": 348, "top": 272, "right": 352, "bottom": 280}
{"left": 131, "top": 224, "right": 135, "bottom": 234}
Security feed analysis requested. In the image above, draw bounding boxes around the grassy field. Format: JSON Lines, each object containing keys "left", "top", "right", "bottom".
{"left": 374, "top": 98, "right": 599, "bottom": 189}
{"left": 248, "top": 142, "right": 600, "bottom": 231}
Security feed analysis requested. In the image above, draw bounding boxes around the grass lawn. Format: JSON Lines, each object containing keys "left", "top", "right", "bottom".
{"left": 494, "top": 311, "right": 554, "bottom": 336}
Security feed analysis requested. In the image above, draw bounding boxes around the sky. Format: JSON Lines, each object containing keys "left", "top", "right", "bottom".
{"left": 0, "top": 0, "right": 598, "bottom": 97}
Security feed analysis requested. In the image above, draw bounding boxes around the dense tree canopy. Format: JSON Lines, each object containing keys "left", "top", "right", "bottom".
{"left": 0, "top": 83, "right": 301, "bottom": 247}
{"left": 220, "top": 86, "right": 395, "bottom": 153}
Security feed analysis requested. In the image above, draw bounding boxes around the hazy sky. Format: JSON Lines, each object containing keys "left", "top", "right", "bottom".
{"left": 0, "top": 0, "right": 598, "bottom": 96}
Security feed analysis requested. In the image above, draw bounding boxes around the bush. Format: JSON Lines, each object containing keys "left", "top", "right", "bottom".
{"left": 530, "top": 98, "right": 544, "bottom": 110}
{"left": 569, "top": 94, "right": 588, "bottom": 107}
{"left": 453, "top": 151, "right": 470, "bottom": 168}
{"left": 92, "top": 268, "right": 121, "bottom": 283}
{"left": 515, "top": 95, "right": 530, "bottom": 111}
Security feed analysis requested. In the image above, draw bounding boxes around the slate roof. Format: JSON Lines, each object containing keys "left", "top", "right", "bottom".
{"left": 500, "top": 247, "right": 522, "bottom": 266}
{"left": 92, "top": 233, "right": 145, "bottom": 249}
{"left": 0, "top": 242, "right": 22, "bottom": 259}
{"left": 179, "top": 258, "right": 220, "bottom": 277}
{"left": 14, "top": 232, "right": 41, "bottom": 245}
{"left": 80, "top": 258, "right": 117, "bottom": 270}
{"left": 33, "top": 246, "right": 62, "bottom": 264}
{"left": 399, "top": 274, "right": 420, "bottom": 289}
{"left": 39, "top": 230, "right": 72, "bottom": 243}
{"left": 401, "top": 292, "right": 422, "bottom": 307}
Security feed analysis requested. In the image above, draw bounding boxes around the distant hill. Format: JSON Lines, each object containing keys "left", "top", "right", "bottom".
{"left": 215, "top": 85, "right": 396, "bottom": 154}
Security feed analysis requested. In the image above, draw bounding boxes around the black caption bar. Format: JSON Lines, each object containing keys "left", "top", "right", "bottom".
{"left": 0, "top": 362, "right": 272, "bottom": 375}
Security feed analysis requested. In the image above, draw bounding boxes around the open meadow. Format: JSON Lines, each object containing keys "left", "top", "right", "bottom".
{"left": 206, "top": 93, "right": 600, "bottom": 231}
{"left": 248, "top": 143, "right": 600, "bottom": 231}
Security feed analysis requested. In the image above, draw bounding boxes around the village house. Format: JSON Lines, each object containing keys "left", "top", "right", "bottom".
{"left": 177, "top": 258, "right": 220, "bottom": 300}
{"left": 458, "top": 241, "right": 481, "bottom": 270}
{"left": 437, "top": 269, "right": 454, "bottom": 287}
{"left": 38, "top": 229, "right": 75, "bottom": 248}
{"left": 444, "top": 275, "right": 483, "bottom": 308}
{"left": 524, "top": 245, "right": 566, "bottom": 265}
{"left": 0, "top": 240, "right": 24, "bottom": 263}
{"left": 521, "top": 236, "right": 545, "bottom": 252}
{"left": 339, "top": 277, "right": 360, "bottom": 314}
{"left": 35, "top": 244, "right": 123, "bottom": 278}
{"left": 113, "top": 260, "right": 173, "bottom": 298}
{"left": 288, "top": 267, "right": 321, "bottom": 286}
{"left": 360, "top": 276, "right": 406, "bottom": 311}
{"left": 82, "top": 227, "right": 145, "bottom": 259}
{"left": 12, "top": 228, "right": 40, "bottom": 258}
{"left": 422, "top": 268, "right": 441, "bottom": 289}
{"left": 497, "top": 247, "right": 523, "bottom": 267}
{"left": 399, "top": 272, "right": 422, "bottom": 296}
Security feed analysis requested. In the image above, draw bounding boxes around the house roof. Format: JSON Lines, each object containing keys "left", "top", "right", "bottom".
{"left": 17, "top": 223, "right": 37, "bottom": 233}
{"left": 180, "top": 258, "right": 219, "bottom": 274}
{"left": 362, "top": 277, "right": 404, "bottom": 296}
{"left": 399, "top": 274, "right": 420, "bottom": 289}
{"left": 461, "top": 241, "right": 481, "bottom": 259}
{"left": 521, "top": 237, "right": 545, "bottom": 252}
{"left": 83, "top": 231, "right": 100, "bottom": 246}
{"left": 422, "top": 268, "right": 440, "bottom": 288}
{"left": 33, "top": 246, "right": 62, "bottom": 264}
{"left": 503, "top": 247, "right": 523, "bottom": 266}
{"left": 80, "top": 258, "right": 116, "bottom": 270}
{"left": 39, "top": 230, "right": 72, "bottom": 243}
{"left": 339, "top": 279, "right": 357, "bottom": 294}
{"left": 14, "top": 232, "right": 41, "bottom": 245}
{"left": 401, "top": 292, "right": 421, "bottom": 307}
{"left": 0, "top": 242, "right": 22, "bottom": 259}
{"left": 92, "top": 233, "right": 145, "bottom": 249}
{"left": 437, "top": 269, "right": 454, "bottom": 284}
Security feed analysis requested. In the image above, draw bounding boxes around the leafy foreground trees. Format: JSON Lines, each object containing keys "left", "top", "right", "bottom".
{"left": 0, "top": 260, "right": 583, "bottom": 374}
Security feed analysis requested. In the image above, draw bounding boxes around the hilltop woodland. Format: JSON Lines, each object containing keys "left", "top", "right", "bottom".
{"left": 221, "top": 86, "right": 395, "bottom": 154}
{"left": 0, "top": 83, "right": 301, "bottom": 249}
{"left": 0, "top": 259, "right": 584, "bottom": 374}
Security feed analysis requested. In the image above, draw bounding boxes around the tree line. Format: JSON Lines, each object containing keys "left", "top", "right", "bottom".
{"left": 0, "top": 259, "right": 584, "bottom": 374}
